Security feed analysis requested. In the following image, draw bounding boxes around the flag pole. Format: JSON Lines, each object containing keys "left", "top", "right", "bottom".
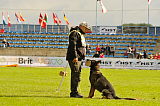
{"left": 8, "top": 13, "right": 10, "bottom": 32}
{"left": 2, "top": 12, "right": 5, "bottom": 31}
{"left": 21, "top": 22, "right": 23, "bottom": 32}
{"left": 121, "top": 0, "right": 124, "bottom": 25}
{"left": 96, "top": 0, "right": 98, "bottom": 33}
{"left": 2, "top": 12, "right": 4, "bottom": 30}
{"left": 121, "top": 0, "right": 124, "bottom": 34}
{"left": 147, "top": 3, "right": 150, "bottom": 34}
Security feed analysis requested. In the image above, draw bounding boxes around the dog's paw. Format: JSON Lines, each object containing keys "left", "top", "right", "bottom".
{"left": 102, "top": 96, "right": 107, "bottom": 99}
{"left": 88, "top": 96, "right": 93, "bottom": 98}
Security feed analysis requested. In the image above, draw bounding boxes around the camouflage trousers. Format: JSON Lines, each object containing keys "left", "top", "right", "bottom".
{"left": 68, "top": 60, "right": 82, "bottom": 93}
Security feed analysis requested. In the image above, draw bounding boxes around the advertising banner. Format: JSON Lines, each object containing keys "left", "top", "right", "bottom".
{"left": 99, "top": 26, "right": 117, "bottom": 34}
{"left": 0, "top": 56, "right": 160, "bottom": 70}
{"left": 0, "top": 56, "right": 67, "bottom": 67}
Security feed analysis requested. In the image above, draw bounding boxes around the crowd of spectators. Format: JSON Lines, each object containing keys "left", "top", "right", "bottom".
{"left": 125, "top": 46, "right": 149, "bottom": 59}
{"left": 87, "top": 44, "right": 115, "bottom": 58}
{"left": 148, "top": 53, "right": 160, "bottom": 59}
{"left": 86, "top": 44, "right": 160, "bottom": 59}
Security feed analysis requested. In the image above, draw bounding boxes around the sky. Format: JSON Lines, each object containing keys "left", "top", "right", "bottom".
{"left": 0, "top": 0, "right": 160, "bottom": 26}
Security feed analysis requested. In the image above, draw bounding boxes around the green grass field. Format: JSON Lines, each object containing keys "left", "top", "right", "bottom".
{"left": 0, "top": 67, "right": 159, "bottom": 106}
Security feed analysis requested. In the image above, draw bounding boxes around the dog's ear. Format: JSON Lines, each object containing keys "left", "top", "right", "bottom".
{"left": 86, "top": 60, "right": 101, "bottom": 67}
{"left": 85, "top": 59, "right": 91, "bottom": 66}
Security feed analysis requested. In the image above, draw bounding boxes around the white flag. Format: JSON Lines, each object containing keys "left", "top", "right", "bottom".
{"left": 97, "top": 0, "right": 107, "bottom": 13}
{"left": 148, "top": 0, "right": 152, "bottom": 4}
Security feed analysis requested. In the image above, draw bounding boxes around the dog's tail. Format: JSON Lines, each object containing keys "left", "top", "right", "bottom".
{"left": 115, "top": 97, "right": 138, "bottom": 100}
{"left": 120, "top": 98, "right": 138, "bottom": 100}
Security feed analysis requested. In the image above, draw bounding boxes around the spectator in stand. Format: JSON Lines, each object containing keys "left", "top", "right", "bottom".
{"left": 100, "top": 53, "right": 105, "bottom": 58}
{"left": 100, "top": 45, "right": 106, "bottom": 54}
{"left": 153, "top": 53, "right": 159, "bottom": 59}
{"left": 132, "top": 46, "right": 137, "bottom": 58}
{"left": 6, "top": 42, "right": 10, "bottom": 48}
{"left": 127, "top": 46, "right": 134, "bottom": 58}
{"left": 86, "top": 44, "right": 91, "bottom": 55}
{"left": 143, "top": 50, "right": 148, "bottom": 59}
{"left": 2, "top": 39, "right": 7, "bottom": 48}
{"left": 124, "top": 50, "right": 128, "bottom": 58}
{"left": 149, "top": 54, "right": 154, "bottom": 59}
{"left": 110, "top": 46, "right": 115, "bottom": 57}
{"left": 96, "top": 44, "right": 101, "bottom": 54}
{"left": 158, "top": 53, "right": 160, "bottom": 59}
{"left": 128, "top": 46, "right": 132, "bottom": 52}
{"left": 93, "top": 51, "right": 100, "bottom": 58}
{"left": 106, "top": 44, "right": 111, "bottom": 55}
{"left": 137, "top": 52, "right": 143, "bottom": 59}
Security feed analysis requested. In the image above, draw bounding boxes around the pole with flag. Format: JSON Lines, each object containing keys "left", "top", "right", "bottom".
{"left": 56, "top": 13, "right": 62, "bottom": 33}
{"left": 39, "top": 13, "right": 43, "bottom": 25}
{"left": 53, "top": 13, "right": 61, "bottom": 33}
{"left": 2, "top": 12, "right": 7, "bottom": 25}
{"left": 98, "top": 0, "right": 107, "bottom": 13}
{"left": 7, "top": 13, "right": 11, "bottom": 27}
{"left": 96, "top": 0, "right": 107, "bottom": 33}
{"left": 19, "top": 12, "right": 25, "bottom": 32}
{"left": 7, "top": 13, "right": 11, "bottom": 32}
{"left": 63, "top": 13, "right": 70, "bottom": 33}
{"left": 15, "top": 13, "right": 21, "bottom": 23}
{"left": 63, "top": 13, "right": 69, "bottom": 25}
{"left": 57, "top": 16, "right": 62, "bottom": 25}
{"left": 56, "top": 14, "right": 62, "bottom": 33}
{"left": 19, "top": 13, "right": 25, "bottom": 22}
{"left": 43, "top": 13, "right": 48, "bottom": 32}
{"left": 39, "top": 13, "right": 43, "bottom": 32}
{"left": 148, "top": 0, "right": 152, "bottom": 34}
{"left": 2, "top": 12, "right": 7, "bottom": 31}
{"left": 121, "top": 0, "right": 124, "bottom": 34}
{"left": 53, "top": 13, "right": 61, "bottom": 25}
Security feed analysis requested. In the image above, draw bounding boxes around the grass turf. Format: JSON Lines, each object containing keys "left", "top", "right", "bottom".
{"left": 0, "top": 67, "right": 159, "bottom": 106}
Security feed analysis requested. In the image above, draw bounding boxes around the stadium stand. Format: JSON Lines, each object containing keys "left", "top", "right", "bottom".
{"left": 0, "top": 31, "right": 159, "bottom": 58}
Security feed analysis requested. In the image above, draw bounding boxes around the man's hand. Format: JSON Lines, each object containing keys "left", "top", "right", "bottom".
{"left": 73, "top": 58, "right": 78, "bottom": 63}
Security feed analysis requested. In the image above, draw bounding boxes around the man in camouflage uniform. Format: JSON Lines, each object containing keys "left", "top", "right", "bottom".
{"left": 66, "top": 22, "right": 91, "bottom": 98}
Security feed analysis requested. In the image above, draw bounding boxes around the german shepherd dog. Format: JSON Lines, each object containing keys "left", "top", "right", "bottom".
{"left": 86, "top": 59, "right": 137, "bottom": 100}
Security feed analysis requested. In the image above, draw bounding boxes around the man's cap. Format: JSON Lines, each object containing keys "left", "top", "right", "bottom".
{"left": 79, "top": 22, "right": 91, "bottom": 30}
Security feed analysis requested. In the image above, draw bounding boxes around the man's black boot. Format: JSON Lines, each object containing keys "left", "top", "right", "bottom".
{"left": 70, "top": 92, "right": 83, "bottom": 98}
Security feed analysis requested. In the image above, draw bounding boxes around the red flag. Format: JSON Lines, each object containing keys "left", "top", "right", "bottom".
{"left": 56, "top": 14, "right": 62, "bottom": 24}
{"left": 53, "top": 13, "right": 61, "bottom": 25}
{"left": 39, "top": 13, "right": 47, "bottom": 28}
{"left": 19, "top": 13, "right": 25, "bottom": 21}
{"left": 41, "top": 13, "right": 47, "bottom": 28}
{"left": 53, "top": 13, "right": 58, "bottom": 24}
{"left": 44, "top": 13, "right": 48, "bottom": 22}
{"left": 41, "top": 20, "right": 46, "bottom": 28}
{"left": 64, "top": 14, "right": 69, "bottom": 25}
{"left": 39, "top": 13, "right": 43, "bottom": 25}
{"left": 7, "top": 13, "right": 11, "bottom": 27}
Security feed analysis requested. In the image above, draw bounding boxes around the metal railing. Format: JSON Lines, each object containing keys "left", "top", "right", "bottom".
{"left": 1, "top": 24, "right": 160, "bottom": 35}
{"left": 0, "top": 24, "right": 69, "bottom": 33}
{"left": 92, "top": 26, "right": 160, "bottom": 35}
